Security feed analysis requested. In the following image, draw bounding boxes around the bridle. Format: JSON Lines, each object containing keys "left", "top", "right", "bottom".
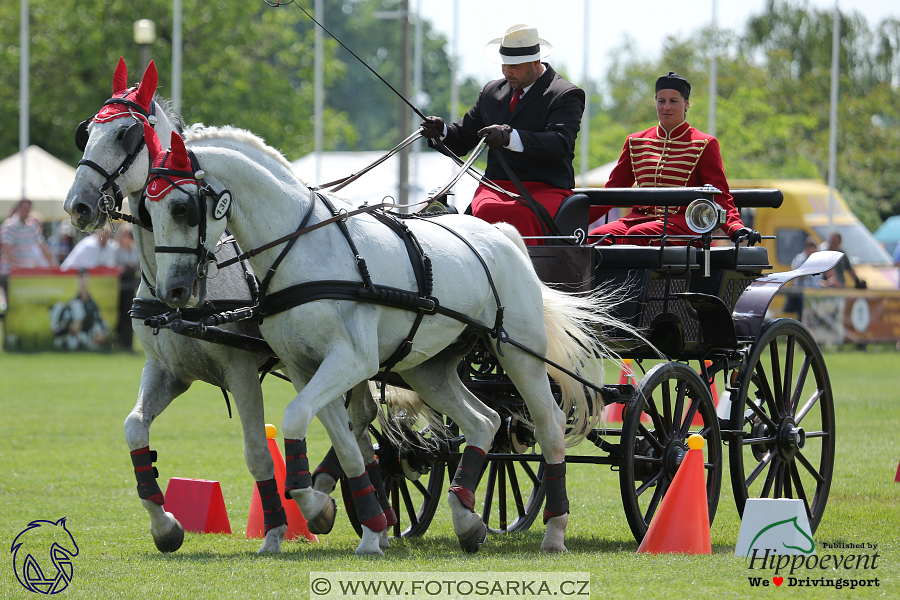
{"left": 74, "top": 90, "right": 158, "bottom": 221}
{"left": 142, "top": 149, "right": 231, "bottom": 280}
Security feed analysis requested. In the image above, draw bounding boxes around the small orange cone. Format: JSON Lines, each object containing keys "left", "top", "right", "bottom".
{"left": 691, "top": 362, "right": 719, "bottom": 426}
{"left": 637, "top": 434, "right": 711, "bottom": 554}
{"left": 605, "top": 360, "right": 634, "bottom": 422}
{"left": 246, "top": 424, "right": 317, "bottom": 542}
{"left": 895, "top": 460, "right": 900, "bottom": 483}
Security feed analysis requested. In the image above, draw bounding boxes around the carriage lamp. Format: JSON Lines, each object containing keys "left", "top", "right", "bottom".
{"left": 685, "top": 198, "right": 726, "bottom": 277}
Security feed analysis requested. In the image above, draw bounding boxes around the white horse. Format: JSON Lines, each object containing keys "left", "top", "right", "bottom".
{"left": 63, "top": 58, "right": 384, "bottom": 554}
{"left": 143, "top": 124, "right": 622, "bottom": 555}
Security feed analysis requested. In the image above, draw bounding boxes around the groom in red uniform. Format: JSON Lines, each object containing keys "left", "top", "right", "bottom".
{"left": 588, "top": 71, "right": 759, "bottom": 245}
{"left": 420, "top": 24, "right": 585, "bottom": 245}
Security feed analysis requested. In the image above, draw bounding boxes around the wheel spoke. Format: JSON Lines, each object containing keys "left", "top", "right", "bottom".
{"left": 760, "top": 455, "right": 782, "bottom": 498}
{"left": 506, "top": 462, "right": 527, "bottom": 519}
{"left": 520, "top": 461, "right": 540, "bottom": 488}
{"left": 783, "top": 462, "right": 794, "bottom": 498}
{"left": 643, "top": 478, "right": 669, "bottom": 523}
{"left": 745, "top": 449, "right": 775, "bottom": 487}
{"left": 481, "top": 461, "right": 498, "bottom": 527}
{"left": 412, "top": 478, "right": 431, "bottom": 499}
{"left": 662, "top": 376, "right": 673, "bottom": 432}
{"left": 789, "top": 355, "right": 812, "bottom": 415}
{"left": 637, "top": 422, "right": 666, "bottom": 453}
{"left": 754, "top": 360, "right": 780, "bottom": 421}
{"left": 634, "top": 469, "right": 664, "bottom": 498}
{"left": 795, "top": 389, "right": 824, "bottom": 425}
{"left": 499, "top": 459, "right": 508, "bottom": 531}
{"left": 773, "top": 459, "right": 785, "bottom": 499}
{"left": 742, "top": 397, "right": 779, "bottom": 431}
{"left": 645, "top": 394, "right": 669, "bottom": 443}
{"left": 679, "top": 395, "right": 701, "bottom": 439}
{"left": 782, "top": 335, "right": 796, "bottom": 414}
{"left": 789, "top": 462, "right": 813, "bottom": 521}
{"left": 398, "top": 479, "right": 419, "bottom": 528}
{"left": 769, "top": 339, "right": 784, "bottom": 412}
{"left": 672, "top": 379, "right": 686, "bottom": 432}
{"left": 794, "top": 449, "right": 826, "bottom": 484}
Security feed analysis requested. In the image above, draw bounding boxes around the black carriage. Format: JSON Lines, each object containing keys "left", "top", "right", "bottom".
{"left": 138, "top": 186, "right": 837, "bottom": 544}
{"left": 340, "top": 186, "right": 837, "bottom": 543}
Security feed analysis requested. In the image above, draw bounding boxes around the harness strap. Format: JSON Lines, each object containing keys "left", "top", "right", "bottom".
{"left": 492, "top": 149, "right": 564, "bottom": 239}
{"left": 258, "top": 191, "right": 317, "bottom": 306}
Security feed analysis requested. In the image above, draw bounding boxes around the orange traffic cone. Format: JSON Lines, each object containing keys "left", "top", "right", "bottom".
{"left": 604, "top": 360, "right": 635, "bottom": 422}
{"left": 637, "top": 434, "right": 711, "bottom": 554}
{"left": 246, "top": 424, "right": 317, "bottom": 542}
{"left": 691, "top": 362, "right": 719, "bottom": 426}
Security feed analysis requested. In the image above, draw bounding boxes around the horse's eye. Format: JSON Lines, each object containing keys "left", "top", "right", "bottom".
{"left": 172, "top": 204, "right": 188, "bottom": 218}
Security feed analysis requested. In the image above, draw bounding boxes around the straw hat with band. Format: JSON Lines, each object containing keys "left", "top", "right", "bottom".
{"left": 483, "top": 24, "right": 553, "bottom": 65}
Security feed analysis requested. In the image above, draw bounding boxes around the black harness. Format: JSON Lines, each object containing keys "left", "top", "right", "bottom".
{"left": 75, "top": 91, "right": 158, "bottom": 218}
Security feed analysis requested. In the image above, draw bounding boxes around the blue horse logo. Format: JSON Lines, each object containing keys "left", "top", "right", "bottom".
{"left": 11, "top": 518, "right": 79, "bottom": 594}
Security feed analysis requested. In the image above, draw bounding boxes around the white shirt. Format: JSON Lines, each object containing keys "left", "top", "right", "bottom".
{"left": 60, "top": 235, "right": 120, "bottom": 270}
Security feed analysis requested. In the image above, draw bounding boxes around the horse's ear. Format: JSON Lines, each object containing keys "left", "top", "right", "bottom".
{"left": 144, "top": 123, "right": 163, "bottom": 162}
{"left": 135, "top": 60, "right": 158, "bottom": 109}
{"left": 169, "top": 131, "right": 190, "bottom": 169}
{"left": 113, "top": 57, "right": 128, "bottom": 94}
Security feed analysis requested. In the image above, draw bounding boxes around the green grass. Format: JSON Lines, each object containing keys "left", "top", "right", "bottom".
{"left": 1, "top": 349, "right": 898, "bottom": 598}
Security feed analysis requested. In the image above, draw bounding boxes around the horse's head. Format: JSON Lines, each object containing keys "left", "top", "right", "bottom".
{"left": 143, "top": 130, "right": 231, "bottom": 308}
{"left": 65, "top": 57, "right": 163, "bottom": 231}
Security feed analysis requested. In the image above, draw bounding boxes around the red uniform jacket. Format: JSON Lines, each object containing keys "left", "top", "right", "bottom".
{"left": 591, "top": 121, "right": 743, "bottom": 240}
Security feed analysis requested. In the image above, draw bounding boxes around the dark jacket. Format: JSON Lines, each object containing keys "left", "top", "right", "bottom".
{"left": 436, "top": 64, "right": 584, "bottom": 190}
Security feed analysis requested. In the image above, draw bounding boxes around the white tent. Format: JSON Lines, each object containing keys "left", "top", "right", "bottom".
{"left": 292, "top": 150, "right": 479, "bottom": 211}
{"left": 0, "top": 146, "right": 77, "bottom": 220}
{"left": 575, "top": 160, "right": 617, "bottom": 188}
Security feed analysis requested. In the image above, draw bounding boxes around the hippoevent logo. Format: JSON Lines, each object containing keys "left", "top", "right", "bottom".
{"left": 746, "top": 543, "right": 881, "bottom": 590}
{"left": 10, "top": 518, "right": 79, "bottom": 594}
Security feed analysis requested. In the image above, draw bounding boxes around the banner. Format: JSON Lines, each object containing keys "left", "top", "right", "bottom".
{"left": 4, "top": 268, "right": 119, "bottom": 351}
{"left": 802, "top": 289, "right": 900, "bottom": 345}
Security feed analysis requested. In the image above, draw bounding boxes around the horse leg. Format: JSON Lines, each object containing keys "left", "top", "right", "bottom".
{"left": 497, "top": 351, "right": 570, "bottom": 553}
{"left": 123, "top": 360, "right": 189, "bottom": 553}
{"left": 399, "top": 350, "right": 500, "bottom": 554}
{"left": 281, "top": 355, "right": 385, "bottom": 556}
{"left": 225, "top": 361, "right": 286, "bottom": 554}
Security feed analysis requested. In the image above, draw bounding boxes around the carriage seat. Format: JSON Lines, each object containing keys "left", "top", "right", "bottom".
{"left": 594, "top": 245, "right": 697, "bottom": 270}
{"left": 705, "top": 246, "right": 770, "bottom": 269}
{"left": 553, "top": 193, "right": 590, "bottom": 237}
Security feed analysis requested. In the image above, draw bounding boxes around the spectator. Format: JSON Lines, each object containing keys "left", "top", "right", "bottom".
{"left": 820, "top": 232, "right": 862, "bottom": 288}
{"left": 60, "top": 225, "right": 119, "bottom": 271}
{"left": 1, "top": 199, "right": 54, "bottom": 284}
{"left": 114, "top": 225, "right": 140, "bottom": 350}
{"left": 786, "top": 239, "right": 820, "bottom": 321}
{"left": 49, "top": 269, "right": 108, "bottom": 350}
{"left": 49, "top": 220, "right": 76, "bottom": 265}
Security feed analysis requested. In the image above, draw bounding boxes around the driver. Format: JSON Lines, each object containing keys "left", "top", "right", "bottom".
{"left": 588, "top": 72, "right": 759, "bottom": 246}
{"left": 420, "top": 24, "right": 585, "bottom": 245}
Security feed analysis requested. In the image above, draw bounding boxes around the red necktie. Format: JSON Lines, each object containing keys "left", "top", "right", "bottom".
{"left": 510, "top": 89, "right": 523, "bottom": 112}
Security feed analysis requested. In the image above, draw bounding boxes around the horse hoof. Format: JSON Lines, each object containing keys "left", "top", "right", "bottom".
{"left": 257, "top": 524, "right": 287, "bottom": 554}
{"left": 458, "top": 521, "right": 487, "bottom": 554}
{"left": 306, "top": 496, "right": 337, "bottom": 535}
{"left": 540, "top": 541, "right": 568, "bottom": 554}
{"left": 153, "top": 524, "right": 185, "bottom": 553}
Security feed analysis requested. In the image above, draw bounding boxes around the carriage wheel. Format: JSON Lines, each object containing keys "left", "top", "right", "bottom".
{"left": 478, "top": 438, "right": 546, "bottom": 534}
{"left": 729, "top": 318, "right": 835, "bottom": 533}
{"left": 342, "top": 419, "right": 446, "bottom": 538}
{"left": 619, "top": 361, "right": 722, "bottom": 542}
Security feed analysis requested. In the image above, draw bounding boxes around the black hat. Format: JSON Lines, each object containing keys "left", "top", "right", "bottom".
{"left": 655, "top": 71, "right": 691, "bottom": 100}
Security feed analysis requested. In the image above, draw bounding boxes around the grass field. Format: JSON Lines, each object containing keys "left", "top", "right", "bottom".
{"left": 1, "top": 348, "right": 898, "bottom": 598}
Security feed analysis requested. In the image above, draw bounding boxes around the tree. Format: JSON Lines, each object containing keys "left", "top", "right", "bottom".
{"left": 0, "top": 0, "right": 353, "bottom": 165}
{"left": 589, "top": 0, "right": 900, "bottom": 229}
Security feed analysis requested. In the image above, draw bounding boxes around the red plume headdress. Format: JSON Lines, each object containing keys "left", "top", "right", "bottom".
{"left": 94, "top": 57, "right": 158, "bottom": 124}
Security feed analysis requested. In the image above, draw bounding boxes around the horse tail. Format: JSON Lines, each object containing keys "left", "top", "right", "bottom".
{"left": 371, "top": 382, "right": 448, "bottom": 450}
{"left": 492, "top": 221, "right": 649, "bottom": 445}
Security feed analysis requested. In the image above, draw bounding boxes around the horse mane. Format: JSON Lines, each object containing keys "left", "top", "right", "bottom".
{"left": 153, "top": 93, "right": 185, "bottom": 134}
{"left": 182, "top": 124, "right": 296, "bottom": 175}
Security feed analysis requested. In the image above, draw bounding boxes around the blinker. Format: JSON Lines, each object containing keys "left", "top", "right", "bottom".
{"left": 119, "top": 122, "right": 145, "bottom": 155}
{"left": 75, "top": 120, "right": 90, "bottom": 152}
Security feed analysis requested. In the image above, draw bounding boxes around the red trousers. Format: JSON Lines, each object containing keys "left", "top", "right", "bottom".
{"left": 471, "top": 181, "right": 571, "bottom": 246}
{"left": 588, "top": 213, "right": 696, "bottom": 246}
